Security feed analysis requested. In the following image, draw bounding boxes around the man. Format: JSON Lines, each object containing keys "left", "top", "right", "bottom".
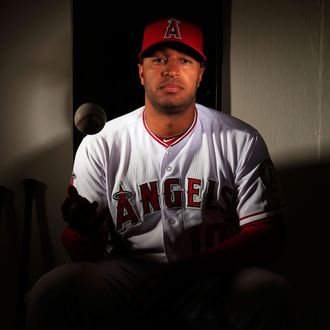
{"left": 26, "top": 17, "right": 295, "bottom": 330}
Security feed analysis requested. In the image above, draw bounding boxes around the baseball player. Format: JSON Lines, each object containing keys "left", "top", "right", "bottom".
{"left": 26, "top": 17, "right": 295, "bottom": 330}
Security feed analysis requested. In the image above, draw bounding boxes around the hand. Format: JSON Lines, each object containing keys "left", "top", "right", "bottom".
{"left": 61, "top": 185, "right": 107, "bottom": 235}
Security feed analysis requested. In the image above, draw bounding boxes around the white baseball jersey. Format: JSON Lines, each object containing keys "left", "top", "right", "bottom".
{"left": 71, "top": 104, "right": 281, "bottom": 263}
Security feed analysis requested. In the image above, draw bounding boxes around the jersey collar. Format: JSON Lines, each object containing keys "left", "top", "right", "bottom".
{"left": 142, "top": 108, "right": 198, "bottom": 148}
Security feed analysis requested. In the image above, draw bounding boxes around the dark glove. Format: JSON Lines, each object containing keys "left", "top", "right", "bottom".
{"left": 61, "top": 185, "right": 131, "bottom": 250}
{"left": 61, "top": 185, "right": 107, "bottom": 235}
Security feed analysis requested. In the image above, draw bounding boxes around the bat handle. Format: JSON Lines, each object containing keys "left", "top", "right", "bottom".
{"left": 21, "top": 177, "right": 38, "bottom": 273}
{"left": 0, "top": 185, "right": 6, "bottom": 201}
{"left": 17, "top": 178, "right": 38, "bottom": 328}
{"left": 0, "top": 185, "right": 7, "bottom": 224}
{"left": 23, "top": 178, "right": 38, "bottom": 200}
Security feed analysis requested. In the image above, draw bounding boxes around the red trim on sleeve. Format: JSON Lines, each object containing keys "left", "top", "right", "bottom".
{"left": 176, "top": 216, "right": 286, "bottom": 279}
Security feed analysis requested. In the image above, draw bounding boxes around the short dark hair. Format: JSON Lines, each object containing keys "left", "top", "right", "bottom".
{"left": 140, "top": 42, "right": 205, "bottom": 66}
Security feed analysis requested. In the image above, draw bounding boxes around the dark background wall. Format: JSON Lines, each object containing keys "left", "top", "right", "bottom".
{"left": 1, "top": 1, "right": 329, "bottom": 330}
{"left": 71, "top": 0, "right": 225, "bottom": 150}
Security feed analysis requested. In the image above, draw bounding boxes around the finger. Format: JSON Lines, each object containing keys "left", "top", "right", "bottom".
{"left": 61, "top": 196, "right": 76, "bottom": 223}
{"left": 97, "top": 206, "right": 110, "bottom": 221}
{"left": 61, "top": 185, "right": 80, "bottom": 216}
{"left": 67, "top": 184, "right": 78, "bottom": 196}
{"left": 84, "top": 201, "right": 99, "bottom": 226}
{"left": 90, "top": 200, "right": 98, "bottom": 210}
{"left": 61, "top": 193, "right": 86, "bottom": 216}
{"left": 91, "top": 206, "right": 108, "bottom": 230}
{"left": 62, "top": 196, "right": 93, "bottom": 227}
{"left": 61, "top": 195, "right": 75, "bottom": 214}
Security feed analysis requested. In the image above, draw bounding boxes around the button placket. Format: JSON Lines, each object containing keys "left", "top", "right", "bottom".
{"left": 169, "top": 219, "right": 176, "bottom": 226}
{"left": 161, "top": 146, "right": 176, "bottom": 176}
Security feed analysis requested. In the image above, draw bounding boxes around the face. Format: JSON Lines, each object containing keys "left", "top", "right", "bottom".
{"left": 138, "top": 46, "right": 205, "bottom": 114}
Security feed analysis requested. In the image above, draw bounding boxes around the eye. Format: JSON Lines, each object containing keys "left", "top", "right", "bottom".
{"left": 180, "top": 58, "right": 193, "bottom": 64}
{"left": 151, "top": 57, "right": 167, "bottom": 64}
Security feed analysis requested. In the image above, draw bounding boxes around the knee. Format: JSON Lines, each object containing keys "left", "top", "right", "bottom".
{"left": 225, "top": 268, "right": 295, "bottom": 330}
{"left": 27, "top": 263, "right": 107, "bottom": 312}
{"left": 233, "top": 267, "right": 290, "bottom": 294}
{"left": 26, "top": 262, "right": 117, "bottom": 330}
{"left": 228, "top": 267, "right": 293, "bottom": 308}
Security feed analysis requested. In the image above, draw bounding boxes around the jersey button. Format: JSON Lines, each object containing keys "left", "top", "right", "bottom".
{"left": 167, "top": 166, "right": 172, "bottom": 171}
{"left": 169, "top": 219, "right": 176, "bottom": 226}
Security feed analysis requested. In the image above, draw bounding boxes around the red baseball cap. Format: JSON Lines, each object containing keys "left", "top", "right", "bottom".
{"left": 139, "top": 17, "right": 206, "bottom": 64}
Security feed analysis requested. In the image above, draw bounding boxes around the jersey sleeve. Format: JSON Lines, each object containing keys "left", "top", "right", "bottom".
{"left": 71, "top": 137, "right": 108, "bottom": 211}
{"left": 235, "top": 132, "right": 282, "bottom": 226}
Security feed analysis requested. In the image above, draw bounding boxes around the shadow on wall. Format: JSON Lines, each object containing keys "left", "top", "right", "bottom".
{"left": 274, "top": 159, "right": 330, "bottom": 330}
{"left": 0, "top": 139, "right": 72, "bottom": 330}
{"left": 1, "top": 148, "right": 329, "bottom": 330}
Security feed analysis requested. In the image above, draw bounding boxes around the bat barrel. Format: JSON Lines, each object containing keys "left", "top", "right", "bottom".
{"left": 16, "top": 178, "right": 38, "bottom": 329}
{"left": 0, "top": 185, "right": 7, "bottom": 224}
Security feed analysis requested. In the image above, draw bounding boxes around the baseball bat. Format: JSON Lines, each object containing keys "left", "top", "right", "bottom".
{"left": 16, "top": 178, "right": 38, "bottom": 329}
{"left": 0, "top": 185, "right": 7, "bottom": 225}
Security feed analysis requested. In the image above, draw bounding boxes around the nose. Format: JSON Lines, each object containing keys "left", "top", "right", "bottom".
{"left": 163, "top": 59, "right": 179, "bottom": 78}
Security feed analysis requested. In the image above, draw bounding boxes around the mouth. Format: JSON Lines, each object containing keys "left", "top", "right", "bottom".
{"left": 159, "top": 82, "right": 183, "bottom": 93}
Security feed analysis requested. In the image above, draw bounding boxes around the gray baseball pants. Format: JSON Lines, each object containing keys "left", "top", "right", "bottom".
{"left": 26, "top": 252, "right": 296, "bottom": 330}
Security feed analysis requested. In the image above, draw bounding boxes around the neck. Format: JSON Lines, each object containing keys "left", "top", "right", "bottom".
{"left": 144, "top": 103, "right": 196, "bottom": 138}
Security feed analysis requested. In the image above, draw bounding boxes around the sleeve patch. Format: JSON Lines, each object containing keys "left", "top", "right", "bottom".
{"left": 258, "top": 159, "right": 278, "bottom": 192}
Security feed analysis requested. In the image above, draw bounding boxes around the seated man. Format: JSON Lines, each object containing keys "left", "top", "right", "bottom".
{"left": 26, "top": 16, "right": 295, "bottom": 330}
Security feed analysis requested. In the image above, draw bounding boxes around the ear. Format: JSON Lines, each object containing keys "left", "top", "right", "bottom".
{"left": 197, "top": 66, "right": 205, "bottom": 87}
{"left": 138, "top": 63, "right": 145, "bottom": 86}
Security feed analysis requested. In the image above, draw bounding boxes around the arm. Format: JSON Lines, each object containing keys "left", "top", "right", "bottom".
{"left": 133, "top": 215, "right": 286, "bottom": 313}
{"left": 188, "top": 131, "right": 287, "bottom": 276}
{"left": 179, "top": 215, "right": 286, "bottom": 279}
{"left": 60, "top": 185, "right": 109, "bottom": 262}
{"left": 60, "top": 185, "right": 131, "bottom": 261}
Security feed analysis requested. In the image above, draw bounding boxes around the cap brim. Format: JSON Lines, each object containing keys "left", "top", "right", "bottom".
{"left": 139, "top": 41, "right": 206, "bottom": 64}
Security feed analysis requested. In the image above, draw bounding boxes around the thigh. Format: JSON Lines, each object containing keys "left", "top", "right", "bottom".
{"left": 170, "top": 267, "right": 293, "bottom": 330}
{"left": 225, "top": 266, "right": 292, "bottom": 308}
{"left": 29, "top": 253, "right": 153, "bottom": 303}
{"left": 224, "top": 267, "right": 295, "bottom": 330}
{"left": 26, "top": 252, "right": 159, "bottom": 330}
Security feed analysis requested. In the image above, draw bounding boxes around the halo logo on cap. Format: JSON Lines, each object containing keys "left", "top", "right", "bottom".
{"left": 164, "top": 18, "right": 182, "bottom": 39}
{"left": 139, "top": 17, "right": 206, "bottom": 64}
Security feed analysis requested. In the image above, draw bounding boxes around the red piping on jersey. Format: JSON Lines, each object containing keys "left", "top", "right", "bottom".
{"left": 239, "top": 208, "right": 282, "bottom": 222}
{"left": 143, "top": 108, "right": 198, "bottom": 148}
{"left": 240, "top": 210, "right": 269, "bottom": 221}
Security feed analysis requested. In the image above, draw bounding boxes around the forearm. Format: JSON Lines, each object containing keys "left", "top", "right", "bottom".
{"left": 179, "top": 216, "right": 286, "bottom": 278}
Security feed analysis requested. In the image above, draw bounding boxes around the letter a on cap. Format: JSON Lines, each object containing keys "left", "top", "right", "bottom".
{"left": 164, "top": 18, "right": 182, "bottom": 39}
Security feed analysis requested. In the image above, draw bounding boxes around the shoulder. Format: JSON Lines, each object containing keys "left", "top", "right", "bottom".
{"left": 82, "top": 107, "right": 143, "bottom": 140}
{"left": 196, "top": 103, "right": 259, "bottom": 138}
{"left": 102, "top": 106, "right": 144, "bottom": 135}
{"left": 76, "top": 106, "right": 144, "bottom": 154}
{"left": 196, "top": 104, "right": 270, "bottom": 162}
